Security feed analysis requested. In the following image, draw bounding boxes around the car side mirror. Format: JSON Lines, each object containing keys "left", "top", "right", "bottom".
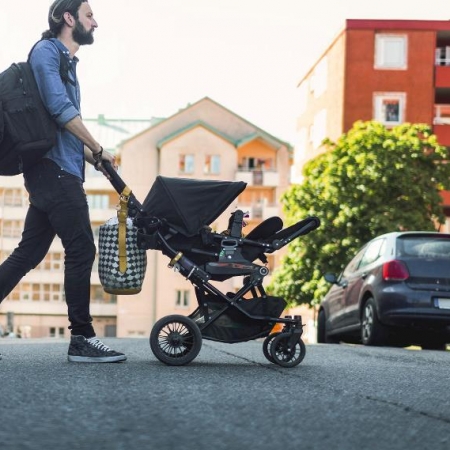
{"left": 324, "top": 273, "right": 338, "bottom": 284}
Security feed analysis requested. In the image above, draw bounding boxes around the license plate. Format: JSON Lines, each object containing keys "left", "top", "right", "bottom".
{"left": 436, "top": 298, "right": 450, "bottom": 309}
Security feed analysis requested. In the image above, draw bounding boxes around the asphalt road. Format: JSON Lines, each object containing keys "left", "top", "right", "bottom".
{"left": 0, "top": 338, "right": 449, "bottom": 450}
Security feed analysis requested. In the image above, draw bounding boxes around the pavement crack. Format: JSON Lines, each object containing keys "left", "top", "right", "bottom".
{"left": 363, "top": 394, "right": 450, "bottom": 425}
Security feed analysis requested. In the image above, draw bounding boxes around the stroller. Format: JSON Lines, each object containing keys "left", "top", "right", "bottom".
{"left": 103, "top": 162, "right": 320, "bottom": 368}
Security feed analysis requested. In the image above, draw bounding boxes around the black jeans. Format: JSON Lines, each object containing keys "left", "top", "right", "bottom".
{"left": 0, "top": 158, "right": 96, "bottom": 337}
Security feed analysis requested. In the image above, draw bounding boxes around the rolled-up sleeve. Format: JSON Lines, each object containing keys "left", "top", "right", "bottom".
{"left": 30, "top": 41, "right": 79, "bottom": 127}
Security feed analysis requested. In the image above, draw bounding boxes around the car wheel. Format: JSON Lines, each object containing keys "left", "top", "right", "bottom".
{"left": 361, "top": 297, "right": 387, "bottom": 346}
{"left": 317, "top": 309, "right": 339, "bottom": 344}
{"left": 317, "top": 310, "right": 326, "bottom": 343}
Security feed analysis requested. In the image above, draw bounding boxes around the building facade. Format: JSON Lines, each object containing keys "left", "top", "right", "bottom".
{"left": 116, "top": 97, "right": 292, "bottom": 337}
{"left": 0, "top": 98, "right": 292, "bottom": 338}
{"left": 293, "top": 19, "right": 450, "bottom": 191}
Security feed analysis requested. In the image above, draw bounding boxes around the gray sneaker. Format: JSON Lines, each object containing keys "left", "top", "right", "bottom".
{"left": 68, "top": 335, "right": 127, "bottom": 363}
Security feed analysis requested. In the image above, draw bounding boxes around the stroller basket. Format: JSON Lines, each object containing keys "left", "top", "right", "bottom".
{"left": 102, "top": 162, "right": 320, "bottom": 368}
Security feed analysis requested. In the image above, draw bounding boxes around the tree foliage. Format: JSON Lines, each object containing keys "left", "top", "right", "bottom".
{"left": 268, "top": 121, "right": 450, "bottom": 306}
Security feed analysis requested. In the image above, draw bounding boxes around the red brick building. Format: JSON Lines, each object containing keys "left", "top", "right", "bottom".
{"left": 293, "top": 19, "right": 450, "bottom": 197}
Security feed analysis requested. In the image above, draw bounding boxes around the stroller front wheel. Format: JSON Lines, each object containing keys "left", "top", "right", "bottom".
{"left": 150, "top": 315, "right": 202, "bottom": 366}
{"left": 262, "top": 332, "right": 282, "bottom": 364}
{"left": 270, "top": 333, "right": 306, "bottom": 368}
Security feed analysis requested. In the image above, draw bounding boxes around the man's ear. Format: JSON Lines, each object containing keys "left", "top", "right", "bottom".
{"left": 63, "top": 11, "right": 75, "bottom": 27}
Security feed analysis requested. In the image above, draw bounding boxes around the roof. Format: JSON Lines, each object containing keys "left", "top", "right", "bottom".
{"left": 346, "top": 19, "right": 450, "bottom": 32}
{"left": 156, "top": 121, "right": 236, "bottom": 149}
{"left": 84, "top": 115, "right": 161, "bottom": 153}
{"left": 120, "top": 97, "right": 293, "bottom": 151}
{"left": 156, "top": 120, "right": 286, "bottom": 151}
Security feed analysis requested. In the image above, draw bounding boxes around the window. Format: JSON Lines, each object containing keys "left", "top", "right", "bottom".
{"left": 49, "top": 327, "right": 65, "bottom": 338}
{"left": 374, "top": 93, "right": 406, "bottom": 126}
{"left": 3, "top": 189, "right": 25, "bottom": 206}
{"left": 343, "top": 246, "right": 367, "bottom": 277}
{"left": 1, "top": 220, "right": 22, "bottom": 238}
{"left": 175, "top": 290, "right": 190, "bottom": 308}
{"left": 91, "top": 285, "right": 117, "bottom": 304}
{"left": 87, "top": 194, "right": 110, "bottom": 209}
{"left": 32, "top": 284, "right": 64, "bottom": 302}
{"left": 37, "top": 252, "right": 63, "bottom": 272}
{"left": 359, "top": 239, "right": 385, "bottom": 268}
{"left": 204, "top": 155, "right": 221, "bottom": 175}
{"left": 179, "top": 155, "right": 195, "bottom": 174}
{"left": 375, "top": 34, "right": 407, "bottom": 69}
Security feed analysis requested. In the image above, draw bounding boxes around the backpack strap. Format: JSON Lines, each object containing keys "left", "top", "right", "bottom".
{"left": 27, "top": 39, "right": 76, "bottom": 86}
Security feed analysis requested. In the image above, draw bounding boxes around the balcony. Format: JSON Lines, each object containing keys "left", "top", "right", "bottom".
{"left": 237, "top": 203, "right": 280, "bottom": 220}
{"left": 0, "top": 176, "right": 24, "bottom": 188}
{"left": 433, "top": 104, "right": 450, "bottom": 146}
{"left": 434, "top": 105, "right": 450, "bottom": 125}
{"left": 235, "top": 169, "right": 280, "bottom": 187}
{"left": 0, "top": 205, "right": 27, "bottom": 220}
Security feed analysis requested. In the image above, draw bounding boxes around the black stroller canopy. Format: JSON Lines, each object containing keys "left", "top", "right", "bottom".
{"left": 142, "top": 176, "right": 247, "bottom": 237}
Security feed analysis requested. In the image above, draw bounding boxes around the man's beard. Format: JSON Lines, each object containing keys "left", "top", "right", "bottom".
{"left": 73, "top": 20, "right": 94, "bottom": 45}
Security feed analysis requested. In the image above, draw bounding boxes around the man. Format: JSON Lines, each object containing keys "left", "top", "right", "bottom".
{"left": 0, "top": 0, "right": 126, "bottom": 363}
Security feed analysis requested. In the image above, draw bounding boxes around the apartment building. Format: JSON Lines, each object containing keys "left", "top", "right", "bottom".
{"left": 116, "top": 97, "right": 292, "bottom": 337}
{"left": 293, "top": 19, "right": 450, "bottom": 191}
{"left": 0, "top": 97, "right": 292, "bottom": 338}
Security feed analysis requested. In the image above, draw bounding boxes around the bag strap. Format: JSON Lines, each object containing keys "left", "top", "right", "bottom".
{"left": 27, "top": 39, "right": 76, "bottom": 86}
{"left": 117, "top": 185, "right": 132, "bottom": 274}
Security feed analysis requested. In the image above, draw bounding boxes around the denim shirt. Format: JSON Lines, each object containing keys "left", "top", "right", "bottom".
{"left": 29, "top": 39, "right": 85, "bottom": 180}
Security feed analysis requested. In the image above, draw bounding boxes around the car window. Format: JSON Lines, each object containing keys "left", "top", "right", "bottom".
{"left": 359, "top": 239, "right": 385, "bottom": 269}
{"left": 397, "top": 235, "right": 450, "bottom": 258}
{"left": 343, "top": 245, "right": 367, "bottom": 277}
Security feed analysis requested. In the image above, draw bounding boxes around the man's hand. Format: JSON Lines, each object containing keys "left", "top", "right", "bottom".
{"left": 84, "top": 147, "right": 118, "bottom": 179}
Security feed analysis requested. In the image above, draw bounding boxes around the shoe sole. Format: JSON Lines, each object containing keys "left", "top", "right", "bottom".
{"left": 68, "top": 355, "right": 127, "bottom": 363}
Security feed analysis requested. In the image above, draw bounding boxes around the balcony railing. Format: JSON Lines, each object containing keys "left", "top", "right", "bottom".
{"left": 433, "top": 104, "right": 450, "bottom": 125}
{"left": 235, "top": 169, "right": 280, "bottom": 187}
{"left": 435, "top": 47, "right": 450, "bottom": 66}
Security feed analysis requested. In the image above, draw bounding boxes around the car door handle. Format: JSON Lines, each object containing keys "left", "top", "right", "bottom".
{"left": 340, "top": 280, "right": 348, "bottom": 288}
{"left": 361, "top": 272, "right": 368, "bottom": 279}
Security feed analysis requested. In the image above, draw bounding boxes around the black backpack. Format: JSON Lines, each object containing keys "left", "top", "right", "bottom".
{"left": 0, "top": 41, "right": 71, "bottom": 175}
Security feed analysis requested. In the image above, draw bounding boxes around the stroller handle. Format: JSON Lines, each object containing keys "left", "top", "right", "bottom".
{"left": 102, "top": 160, "right": 144, "bottom": 214}
{"left": 101, "top": 160, "right": 127, "bottom": 195}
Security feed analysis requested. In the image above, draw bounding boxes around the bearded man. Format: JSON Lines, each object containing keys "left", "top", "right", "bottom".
{"left": 0, "top": 0, "right": 126, "bottom": 363}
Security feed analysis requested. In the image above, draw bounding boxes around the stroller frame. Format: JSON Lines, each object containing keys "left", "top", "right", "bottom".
{"left": 103, "top": 162, "right": 320, "bottom": 368}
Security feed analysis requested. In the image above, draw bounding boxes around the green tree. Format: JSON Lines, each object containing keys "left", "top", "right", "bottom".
{"left": 269, "top": 121, "right": 450, "bottom": 306}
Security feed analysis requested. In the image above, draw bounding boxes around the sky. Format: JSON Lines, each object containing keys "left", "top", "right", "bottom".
{"left": 0, "top": 0, "right": 448, "bottom": 144}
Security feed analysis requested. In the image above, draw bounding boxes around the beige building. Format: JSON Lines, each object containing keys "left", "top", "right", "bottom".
{"left": 0, "top": 97, "right": 293, "bottom": 339}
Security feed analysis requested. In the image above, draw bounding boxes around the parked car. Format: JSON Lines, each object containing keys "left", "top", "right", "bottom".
{"left": 317, "top": 232, "right": 450, "bottom": 350}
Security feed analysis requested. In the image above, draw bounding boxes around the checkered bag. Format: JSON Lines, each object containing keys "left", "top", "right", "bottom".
{"left": 98, "top": 216, "right": 147, "bottom": 294}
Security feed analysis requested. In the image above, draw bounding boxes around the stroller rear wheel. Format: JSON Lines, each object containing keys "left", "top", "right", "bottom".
{"left": 270, "top": 333, "right": 306, "bottom": 368}
{"left": 262, "top": 332, "right": 282, "bottom": 364}
{"left": 150, "top": 315, "right": 202, "bottom": 366}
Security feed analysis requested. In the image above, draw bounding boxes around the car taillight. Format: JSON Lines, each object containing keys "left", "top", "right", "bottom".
{"left": 382, "top": 260, "right": 409, "bottom": 281}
